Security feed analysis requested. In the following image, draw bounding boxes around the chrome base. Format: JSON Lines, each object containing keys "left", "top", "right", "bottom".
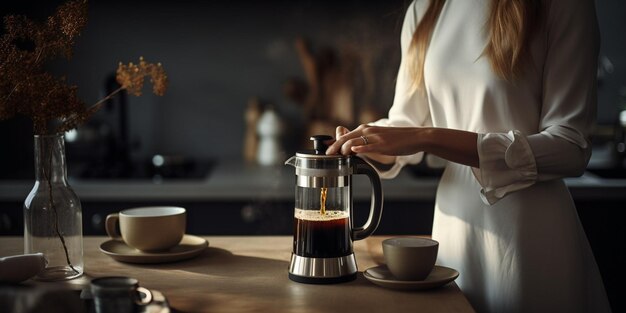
{"left": 288, "top": 254, "right": 358, "bottom": 284}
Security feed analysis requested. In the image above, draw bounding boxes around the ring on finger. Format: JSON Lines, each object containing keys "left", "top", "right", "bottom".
{"left": 360, "top": 135, "right": 369, "bottom": 145}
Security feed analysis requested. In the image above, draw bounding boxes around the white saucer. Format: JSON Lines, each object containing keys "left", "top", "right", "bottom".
{"left": 363, "top": 265, "right": 459, "bottom": 291}
{"left": 100, "top": 235, "right": 208, "bottom": 264}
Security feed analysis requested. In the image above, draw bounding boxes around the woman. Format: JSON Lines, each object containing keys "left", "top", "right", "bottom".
{"left": 326, "top": 0, "right": 611, "bottom": 312}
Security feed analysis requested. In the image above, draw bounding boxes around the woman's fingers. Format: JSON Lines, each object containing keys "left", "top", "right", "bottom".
{"left": 351, "top": 132, "right": 384, "bottom": 154}
{"left": 351, "top": 141, "right": 375, "bottom": 154}
{"left": 324, "top": 126, "right": 346, "bottom": 154}
{"left": 326, "top": 124, "right": 377, "bottom": 155}
{"left": 326, "top": 139, "right": 343, "bottom": 155}
{"left": 326, "top": 126, "right": 361, "bottom": 155}
{"left": 325, "top": 125, "right": 423, "bottom": 158}
{"left": 336, "top": 126, "right": 349, "bottom": 138}
{"left": 327, "top": 126, "right": 350, "bottom": 154}
{"left": 339, "top": 137, "right": 366, "bottom": 155}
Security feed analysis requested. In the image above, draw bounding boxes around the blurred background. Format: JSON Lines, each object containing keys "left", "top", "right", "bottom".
{"left": 0, "top": 0, "right": 407, "bottom": 178}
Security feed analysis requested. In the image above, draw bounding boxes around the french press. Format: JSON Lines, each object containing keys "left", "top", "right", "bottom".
{"left": 284, "top": 135, "right": 383, "bottom": 284}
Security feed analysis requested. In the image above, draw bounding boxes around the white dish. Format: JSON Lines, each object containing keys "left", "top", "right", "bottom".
{"left": 363, "top": 265, "right": 459, "bottom": 291}
{"left": 100, "top": 235, "right": 208, "bottom": 264}
{"left": 0, "top": 253, "right": 46, "bottom": 283}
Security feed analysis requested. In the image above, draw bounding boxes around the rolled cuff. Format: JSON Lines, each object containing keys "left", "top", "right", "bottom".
{"left": 471, "top": 130, "right": 538, "bottom": 205}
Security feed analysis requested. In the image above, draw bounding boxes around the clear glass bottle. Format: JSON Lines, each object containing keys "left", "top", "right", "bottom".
{"left": 24, "top": 134, "right": 83, "bottom": 281}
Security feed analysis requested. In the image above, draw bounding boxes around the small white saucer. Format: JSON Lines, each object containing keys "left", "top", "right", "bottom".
{"left": 100, "top": 235, "right": 208, "bottom": 264}
{"left": 363, "top": 265, "right": 459, "bottom": 291}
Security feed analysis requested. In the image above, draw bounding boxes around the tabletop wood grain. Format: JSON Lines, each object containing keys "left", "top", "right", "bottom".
{"left": 0, "top": 236, "right": 475, "bottom": 313}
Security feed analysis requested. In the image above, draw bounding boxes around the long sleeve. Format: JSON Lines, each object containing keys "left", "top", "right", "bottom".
{"left": 471, "top": 0, "right": 600, "bottom": 204}
{"left": 370, "top": 1, "right": 433, "bottom": 179}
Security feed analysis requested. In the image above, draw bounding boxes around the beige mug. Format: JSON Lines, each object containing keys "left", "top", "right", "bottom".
{"left": 106, "top": 206, "right": 186, "bottom": 251}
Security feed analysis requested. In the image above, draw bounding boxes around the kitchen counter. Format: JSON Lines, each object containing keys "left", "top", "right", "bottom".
{"left": 0, "top": 236, "right": 475, "bottom": 313}
{"left": 1, "top": 160, "right": 625, "bottom": 202}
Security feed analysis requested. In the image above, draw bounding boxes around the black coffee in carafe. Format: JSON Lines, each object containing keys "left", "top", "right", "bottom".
{"left": 293, "top": 209, "right": 352, "bottom": 258}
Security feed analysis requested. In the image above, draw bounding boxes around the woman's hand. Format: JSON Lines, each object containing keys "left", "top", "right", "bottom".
{"left": 327, "top": 124, "right": 425, "bottom": 156}
{"left": 325, "top": 125, "right": 426, "bottom": 166}
{"left": 326, "top": 124, "right": 480, "bottom": 168}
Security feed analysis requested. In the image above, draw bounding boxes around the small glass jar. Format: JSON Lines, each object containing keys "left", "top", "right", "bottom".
{"left": 24, "top": 134, "right": 83, "bottom": 281}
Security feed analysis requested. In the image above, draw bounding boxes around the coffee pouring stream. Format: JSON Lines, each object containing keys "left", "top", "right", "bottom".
{"left": 285, "top": 135, "right": 383, "bottom": 284}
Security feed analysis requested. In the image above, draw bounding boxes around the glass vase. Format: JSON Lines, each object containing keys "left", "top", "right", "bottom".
{"left": 24, "top": 134, "right": 83, "bottom": 281}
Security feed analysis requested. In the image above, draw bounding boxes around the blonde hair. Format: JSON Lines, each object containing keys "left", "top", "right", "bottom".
{"left": 407, "top": 0, "right": 540, "bottom": 91}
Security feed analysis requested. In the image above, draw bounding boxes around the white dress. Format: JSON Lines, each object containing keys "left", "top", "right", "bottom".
{"left": 374, "top": 0, "right": 612, "bottom": 312}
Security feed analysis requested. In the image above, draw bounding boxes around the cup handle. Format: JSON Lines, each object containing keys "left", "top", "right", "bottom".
{"left": 351, "top": 156, "right": 384, "bottom": 241}
{"left": 135, "top": 287, "right": 153, "bottom": 305}
{"left": 105, "top": 213, "right": 122, "bottom": 240}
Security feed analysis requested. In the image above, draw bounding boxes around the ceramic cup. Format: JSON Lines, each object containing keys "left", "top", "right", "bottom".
{"left": 382, "top": 237, "right": 439, "bottom": 281}
{"left": 90, "top": 276, "right": 152, "bottom": 313}
{"left": 105, "top": 206, "right": 186, "bottom": 251}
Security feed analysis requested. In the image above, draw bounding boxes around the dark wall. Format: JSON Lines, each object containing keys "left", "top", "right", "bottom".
{"left": 596, "top": 0, "right": 626, "bottom": 125}
{"left": 0, "top": 0, "right": 407, "bottom": 164}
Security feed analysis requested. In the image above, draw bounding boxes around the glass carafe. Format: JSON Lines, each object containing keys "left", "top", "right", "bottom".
{"left": 24, "top": 134, "right": 84, "bottom": 281}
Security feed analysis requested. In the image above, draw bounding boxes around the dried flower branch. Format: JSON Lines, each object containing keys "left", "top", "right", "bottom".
{"left": 55, "top": 57, "right": 168, "bottom": 133}
{"left": 0, "top": 0, "right": 168, "bottom": 278}
{"left": 117, "top": 56, "right": 168, "bottom": 97}
{"left": 0, "top": 0, "right": 168, "bottom": 135}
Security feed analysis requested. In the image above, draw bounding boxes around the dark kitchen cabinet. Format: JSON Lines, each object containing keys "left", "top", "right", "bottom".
{"left": 575, "top": 201, "right": 625, "bottom": 313}
{"left": 1, "top": 200, "right": 435, "bottom": 236}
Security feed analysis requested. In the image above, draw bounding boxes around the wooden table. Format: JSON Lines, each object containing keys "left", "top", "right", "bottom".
{"left": 0, "top": 236, "right": 475, "bottom": 313}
